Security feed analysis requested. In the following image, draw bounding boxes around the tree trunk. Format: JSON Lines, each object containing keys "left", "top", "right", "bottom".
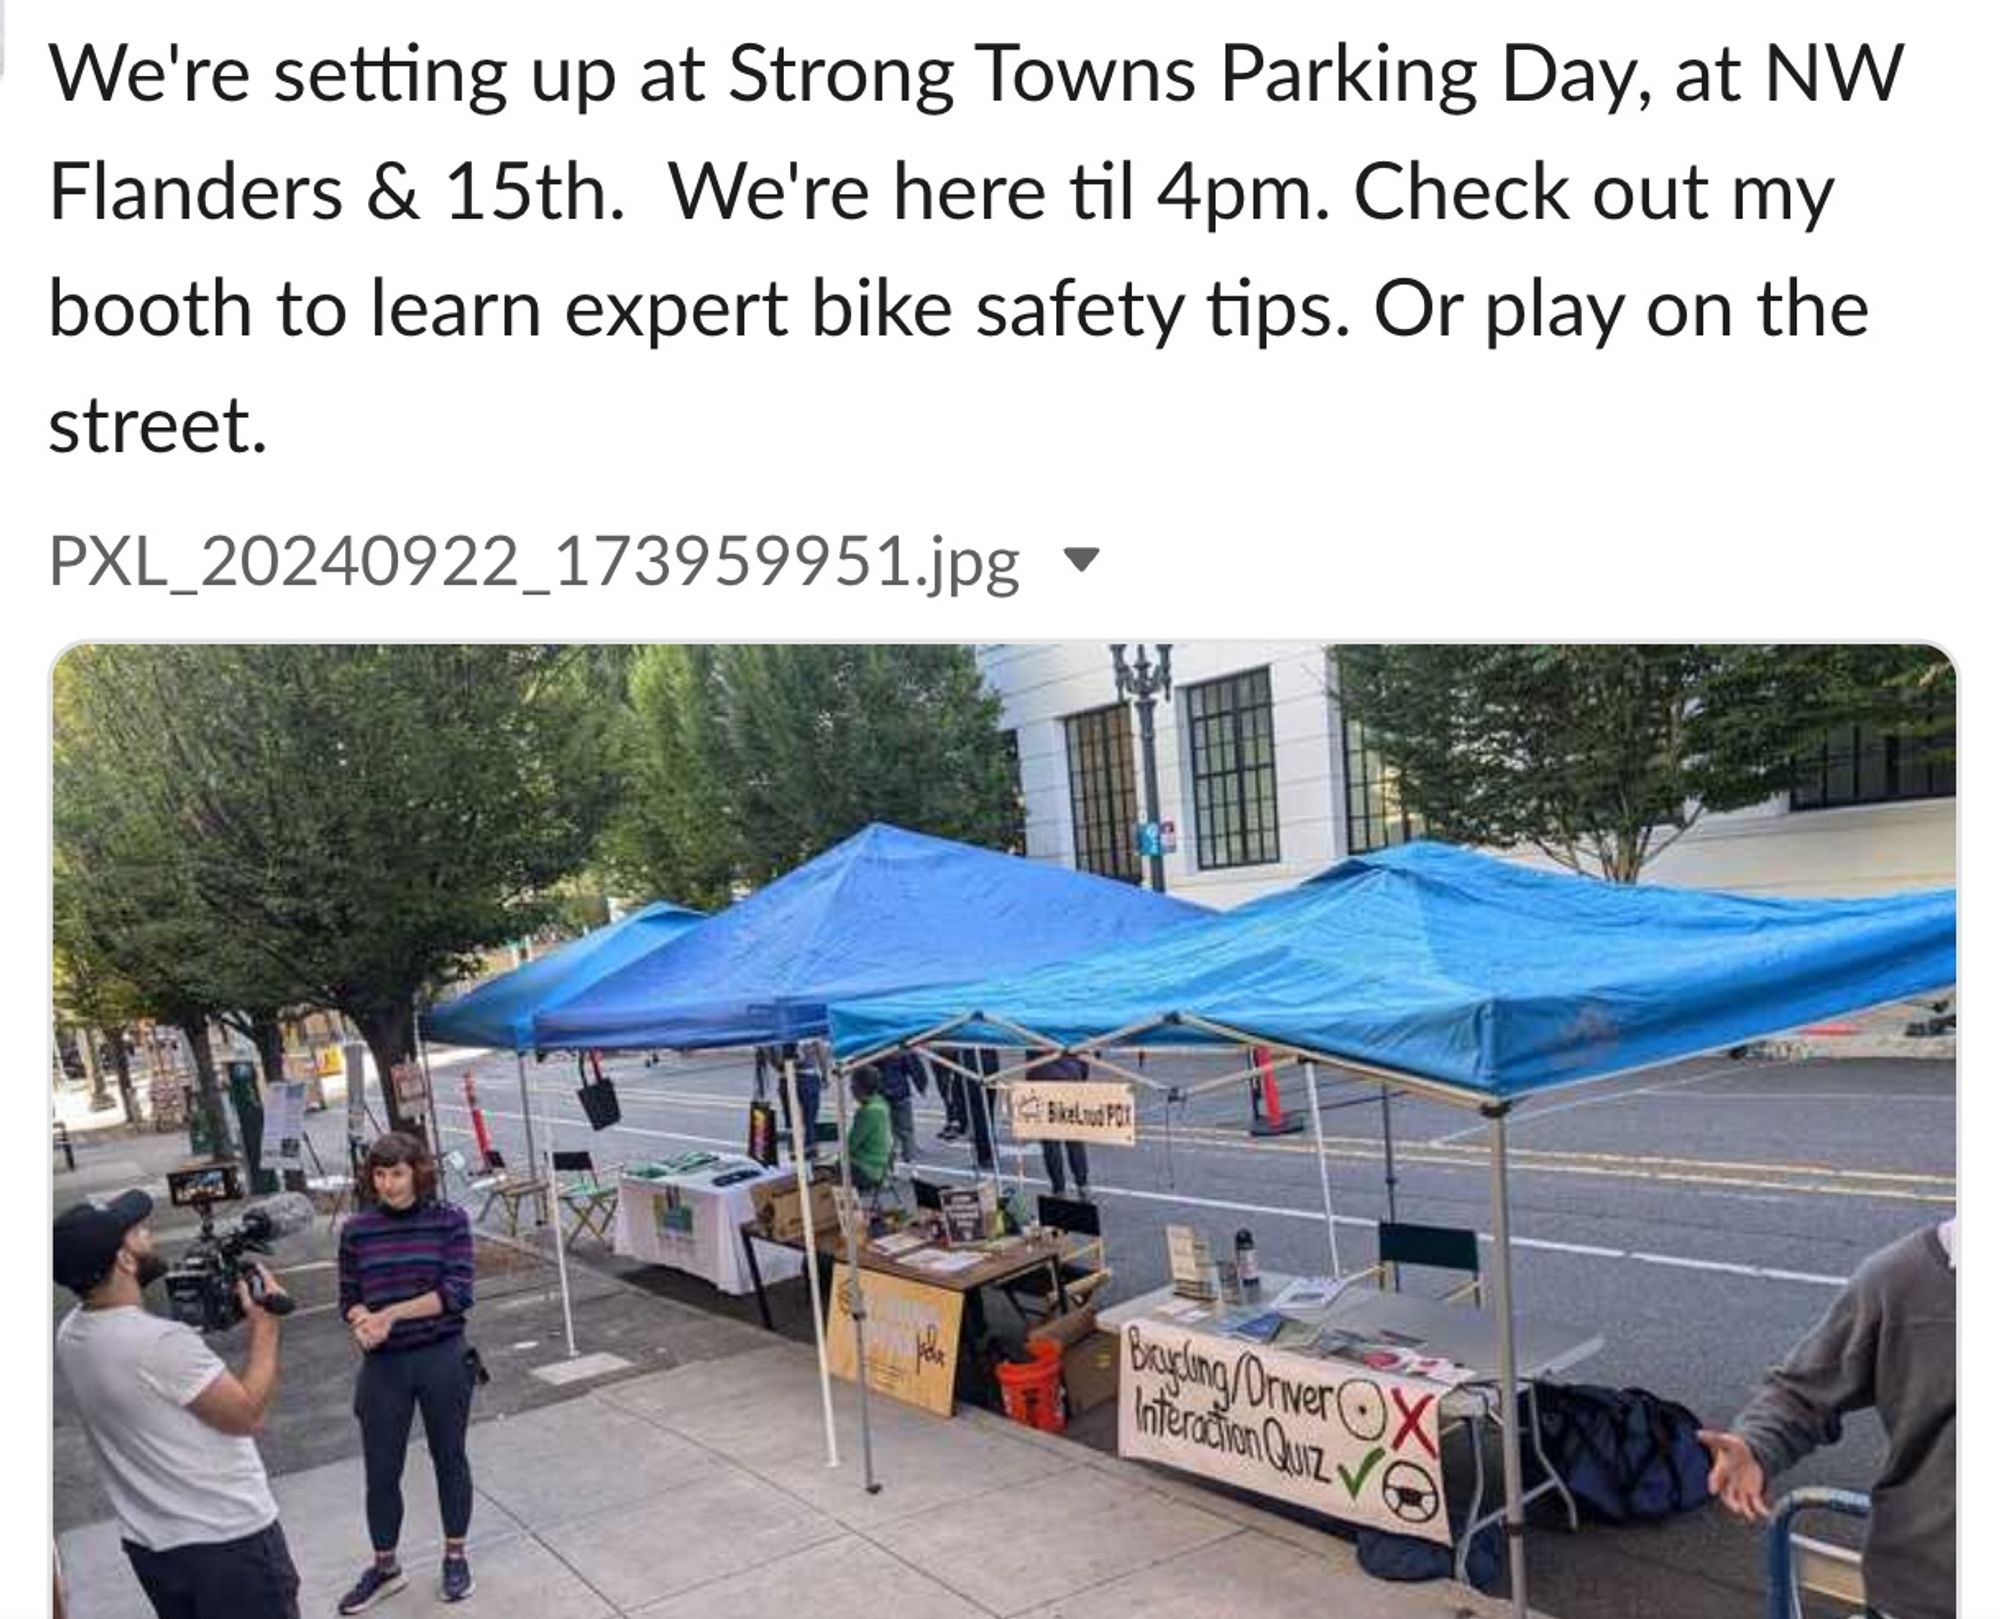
{"left": 354, "top": 1003, "right": 418, "bottom": 1134}
{"left": 81, "top": 1028, "right": 112, "bottom": 1111}
{"left": 108, "top": 1036, "right": 139, "bottom": 1125}
{"left": 249, "top": 1010, "right": 288, "bottom": 1095}
{"left": 179, "top": 1018, "right": 234, "bottom": 1162}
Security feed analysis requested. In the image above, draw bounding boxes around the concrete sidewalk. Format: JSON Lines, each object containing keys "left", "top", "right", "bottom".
{"left": 58, "top": 1336, "right": 1535, "bottom": 1619}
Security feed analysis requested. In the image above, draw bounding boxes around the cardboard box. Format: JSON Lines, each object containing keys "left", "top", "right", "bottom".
{"left": 752, "top": 1175, "right": 838, "bottom": 1243}
{"left": 1031, "top": 1307, "right": 1122, "bottom": 1416}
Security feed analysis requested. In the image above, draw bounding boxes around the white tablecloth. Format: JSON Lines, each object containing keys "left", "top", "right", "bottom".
{"left": 614, "top": 1157, "right": 804, "bottom": 1295}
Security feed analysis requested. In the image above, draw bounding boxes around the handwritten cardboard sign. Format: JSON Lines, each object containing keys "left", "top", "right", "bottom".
{"left": 1009, "top": 1080, "right": 1138, "bottom": 1145}
{"left": 826, "top": 1263, "right": 964, "bottom": 1418}
{"left": 1117, "top": 1315, "right": 1448, "bottom": 1543}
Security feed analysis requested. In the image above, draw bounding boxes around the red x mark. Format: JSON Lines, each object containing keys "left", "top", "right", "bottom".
{"left": 1390, "top": 1388, "right": 1438, "bottom": 1458}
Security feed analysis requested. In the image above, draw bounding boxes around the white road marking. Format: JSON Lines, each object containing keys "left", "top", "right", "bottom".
{"left": 429, "top": 1103, "right": 1847, "bottom": 1289}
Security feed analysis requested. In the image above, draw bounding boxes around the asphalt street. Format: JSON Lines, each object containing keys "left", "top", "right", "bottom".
{"left": 413, "top": 1044, "right": 1953, "bottom": 1619}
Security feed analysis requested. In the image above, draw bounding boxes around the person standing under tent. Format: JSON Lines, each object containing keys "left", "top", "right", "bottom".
{"left": 336, "top": 1133, "right": 481, "bottom": 1612}
{"left": 1026, "top": 1053, "right": 1092, "bottom": 1199}
{"left": 1698, "top": 1217, "right": 1955, "bottom": 1619}
{"left": 876, "top": 1050, "right": 925, "bottom": 1169}
{"left": 757, "top": 1042, "right": 823, "bottom": 1158}
{"left": 846, "top": 1068, "right": 894, "bottom": 1192}
{"left": 939, "top": 1045, "right": 999, "bottom": 1172}
{"left": 935, "top": 1049, "right": 969, "bottom": 1142}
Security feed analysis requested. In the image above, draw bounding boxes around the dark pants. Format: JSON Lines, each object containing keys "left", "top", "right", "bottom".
{"left": 1041, "top": 1140, "right": 1090, "bottom": 1196}
{"left": 124, "top": 1522, "right": 299, "bottom": 1619}
{"left": 354, "top": 1335, "right": 476, "bottom": 1552}
{"left": 941, "top": 1069, "right": 969, "bottom": 1131}
{"left": 946, "top": 1047, "right": 999, "bottom": 1170}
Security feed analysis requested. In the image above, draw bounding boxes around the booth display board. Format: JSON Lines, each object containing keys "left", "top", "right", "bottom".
{"left": 826, "top": 1263, "right": 963, "bottom": 1418}
{"left": 260, "top": 1080, "right": 307, "bottom": 1170}
{"left": 1117, "top": 1314, "right": 1449, "bottom": 1544}
{"left": 1008, "top": 1080, "right": 1138, "bottom": 1144}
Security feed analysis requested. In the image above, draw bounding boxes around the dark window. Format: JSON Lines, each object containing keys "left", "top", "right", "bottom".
{"left": 1064, "top": 704, "right": 1140, "bottom": 883}
{"left": 1186, "top": 668, "right": 1281, "bottom": 869}
{"left": 1792, "top": 719, "right": 1955, "bottom": 811}
{"left": 1343, "top": 718, "right": 1424, "bottom": 853}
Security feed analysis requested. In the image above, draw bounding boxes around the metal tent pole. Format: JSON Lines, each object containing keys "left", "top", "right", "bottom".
{"left": 1485, "top": 1104, "right": 1529, "bottom": 1618}
{"left": 540, "top": 1069, "right": 577, "bottom": 1358}
{"left": 515, "top": 1051, "right": 542, "bottom": 1221}
{"left": 823, "top": 1042, "right": 879, "bottom": 1493}
{"left": 1380, "top": 1085, "right": 1400, "bottom": 1225}
{"left": 1303, "top": 1062, "right": 1343, "bottom": 1276}
{"left": 784, "top": 1053, "right": 841, "bottom": 1469}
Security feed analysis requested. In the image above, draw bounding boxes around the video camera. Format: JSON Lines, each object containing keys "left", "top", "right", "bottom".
{"left": 162, "top": 1164, "right": 300, "bottom": 1333}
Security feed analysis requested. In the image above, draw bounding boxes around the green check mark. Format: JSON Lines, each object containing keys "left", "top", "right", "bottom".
{"left": 1336, "top": 1446, "right": 1385, "bottom": 1499}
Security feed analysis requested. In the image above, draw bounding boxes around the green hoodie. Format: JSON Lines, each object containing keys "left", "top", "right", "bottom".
{"left": 848, "top": 1094, "right": 892, "bottom": 1188}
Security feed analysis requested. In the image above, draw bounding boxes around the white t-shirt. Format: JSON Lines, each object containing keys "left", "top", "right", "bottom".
{"left": 55, "top": 1304, "right": 278, "bottom": 1550}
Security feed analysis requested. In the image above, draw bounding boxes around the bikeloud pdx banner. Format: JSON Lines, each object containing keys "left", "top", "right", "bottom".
{"left": 1007, "top": 1080, "right": 1138, "bottom": 1144}
{"left": 1118, "top": 1315, "right": 1450, "bottom": 1543}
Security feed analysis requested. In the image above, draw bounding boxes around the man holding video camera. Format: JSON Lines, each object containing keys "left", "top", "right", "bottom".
{"left": 53, "top": 1188, "right": 300, "bottom": 1619}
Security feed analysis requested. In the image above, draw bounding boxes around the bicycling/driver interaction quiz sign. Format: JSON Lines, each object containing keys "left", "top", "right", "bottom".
{"left": 1118, "top": 1314, "right": 1449, "bottom": 1543}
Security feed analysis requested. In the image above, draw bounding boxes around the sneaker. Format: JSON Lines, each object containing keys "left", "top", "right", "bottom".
{"left": 937, "top": 1124, "right": 964, "bottom": 1141}
{"left": 337, "top": 1563, "right": 406, "bottom": 1614}
{"left": 440, "top": 1553, "right": 475, "bottom": 1603}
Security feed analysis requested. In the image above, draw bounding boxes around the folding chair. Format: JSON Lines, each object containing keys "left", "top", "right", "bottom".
{"left": 470, "top": 1148, "right": 549, "bottom": 1237}
{"left": 1362, "top": 1220, "right": 1485, "bottom": 1304}
{"left": 553, "top": 1150, "right": 620, "bottom": 1249}
{"left": 1001, "top": 1194, "right": 1112, "bottom": 1326}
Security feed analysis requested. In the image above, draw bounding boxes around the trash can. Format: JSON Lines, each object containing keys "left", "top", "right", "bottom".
{"left": 225, "top": 1060, "right": 278, "bottom": 1194}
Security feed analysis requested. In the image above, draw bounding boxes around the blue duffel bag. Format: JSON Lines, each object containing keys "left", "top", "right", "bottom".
{"left": 1532, "top": 1381, "right": 1712, "bottom": 1523}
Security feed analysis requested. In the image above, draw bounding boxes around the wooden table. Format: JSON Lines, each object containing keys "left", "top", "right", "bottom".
{"left": 745, "top": 1220, "right": 1092, "bottom": 1415}
{"left": 740, "top": 1220, "right": 1079, "bottom": 1330}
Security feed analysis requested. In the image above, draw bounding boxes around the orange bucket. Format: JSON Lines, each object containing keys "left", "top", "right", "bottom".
{"left": 996, "top": 1339, "right": 1067, "bottom": 1433}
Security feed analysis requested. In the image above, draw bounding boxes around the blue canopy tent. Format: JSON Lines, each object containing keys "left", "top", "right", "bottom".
{"left": 418, "top": 902, "right": 703, "bottom": 1358}
{"left": 534, "top": 823, "right": 1206, "bottom": 1050}
{"left": 533, "top": 822, "right": 1206, "bottom": 1478}
{"left": 828, "top": 841, "right": 1957, "bottom": 1614}
{"left": 426, "top": 901, "right": 707, "bottom": 1053}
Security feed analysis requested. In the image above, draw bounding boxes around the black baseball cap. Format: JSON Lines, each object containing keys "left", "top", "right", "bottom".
{"left": 53, "top": 1189, "right": 153, "bottom": 1293}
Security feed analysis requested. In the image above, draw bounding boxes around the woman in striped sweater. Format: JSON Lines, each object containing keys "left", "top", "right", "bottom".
{"left": 335, "top": 1132, "right": 480, "bottom": 1613}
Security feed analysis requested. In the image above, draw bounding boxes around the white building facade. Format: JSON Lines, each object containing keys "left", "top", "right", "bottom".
{"left": 978, "top": 642, "right": 1955, "bottom": 906}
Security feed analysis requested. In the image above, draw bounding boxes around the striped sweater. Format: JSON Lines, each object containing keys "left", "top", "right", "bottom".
{"left": 337, "top": 1200, "right": 475, "bottom": 1352}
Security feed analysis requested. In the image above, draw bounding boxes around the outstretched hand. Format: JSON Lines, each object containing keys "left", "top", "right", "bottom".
{"left": 1696, "top": 1429, "right": 1770, "bottom": 1521}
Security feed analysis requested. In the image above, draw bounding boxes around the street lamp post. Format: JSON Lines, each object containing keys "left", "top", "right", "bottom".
{"left": 1110, "top": 643, "right": 1174, "bottom": 893}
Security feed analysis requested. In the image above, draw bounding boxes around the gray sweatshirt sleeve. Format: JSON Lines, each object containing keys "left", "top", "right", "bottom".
{"left": 1732, "top": 1272, "right": 1882, "bottom": 1478}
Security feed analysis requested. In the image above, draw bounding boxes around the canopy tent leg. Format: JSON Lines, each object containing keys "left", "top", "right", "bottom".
{"left": 1485, "top": 1104, "right": 1529, "bottom": 1619}
{"left": 540, "top": 1064, "right": 577, "bottom": 1359}
{"left": 1380, "top": 1085, "right": 1399, "bottom": 1226}
{"left": 784, "top": 1055, "right": 841, "bottom": 1469}
{"left": 823, "top": 1043, "right": 880, "bottom": 1494}
{"left": 1302, "top": 1062, "right": 1342, "bottom": 1277}
{"left": 514, "top": 1051, "right": 542, "bottom": 1223}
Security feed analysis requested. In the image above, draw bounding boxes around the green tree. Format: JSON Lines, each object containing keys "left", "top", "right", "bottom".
{"left": 56, "top": 646, "right": 618, "bottom": 1128}
{"left": 603, "top": 646, "right": 742, "bottom": 908}
{"left": 1332, "top": 645, "right": 1952, "bottom": 882}
{"left": 53, "top": 673, "right": 240, "bottom": 1153}
{"left": 607, "top": 645, "right": 1024, "bottom": 900}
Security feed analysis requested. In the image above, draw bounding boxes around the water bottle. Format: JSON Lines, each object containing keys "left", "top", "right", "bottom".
{"left": 1235, "top": 1228, "right": 1260, "bottom": 1288}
